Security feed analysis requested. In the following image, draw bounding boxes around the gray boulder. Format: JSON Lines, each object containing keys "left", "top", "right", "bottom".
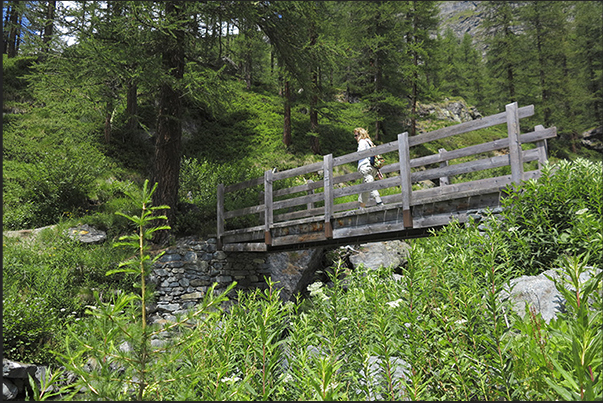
{"left": 66, "top": 224, "right": 106, "bottom": 244}
{"left": 581, "top": 126, "right": 603, "bottom": 152}
{"left": 3, "top": 379, "right": 19, "bottom": 401}
{"left": 265, "top": 247, "right": 325, "bottom": 302}
{"left": 349, "top": 240, "right": 411, "bottom": 271}
{"left": 3, "top": 359, "right": 40, "bottom": 400}
{"left": 500, "top": 267, "right": 602, "bottom": 323}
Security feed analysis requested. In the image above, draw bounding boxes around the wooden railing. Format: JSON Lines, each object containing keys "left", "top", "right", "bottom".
{"left": 217, "top": 102, "right": 556, "bottom": 251}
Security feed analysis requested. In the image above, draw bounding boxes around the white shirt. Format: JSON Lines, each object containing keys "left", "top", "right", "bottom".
{"left": 357, "top": 138, "right": 372, "bottom": 169}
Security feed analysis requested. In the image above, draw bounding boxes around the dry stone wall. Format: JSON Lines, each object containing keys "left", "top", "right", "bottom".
{"left": 149, "top": 236, "right": 271, "bottom": 321}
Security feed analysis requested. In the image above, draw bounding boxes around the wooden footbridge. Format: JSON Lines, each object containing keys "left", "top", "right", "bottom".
{"left": 216, "top": 102, "right": 556, "bottom": 252}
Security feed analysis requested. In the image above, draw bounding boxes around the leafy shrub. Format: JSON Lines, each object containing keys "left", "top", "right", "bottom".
{"left": 3, "top": 145, "right": 107, "bottom": 229}
{"left": 176, "top": 157, "right": 264, "bottom": 234}
{"left": 2, "top": 227, "right": 132, "bottom": 365}
{"left": 2, "top": 54, "right": 36, "bottom": 103}
{"left": 499, "top": 158, "right": 603, "bottom": 274}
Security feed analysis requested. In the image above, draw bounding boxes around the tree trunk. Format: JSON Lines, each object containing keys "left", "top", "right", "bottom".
{"left": 283, "top": 80, "right": 292, "bottom": 147}
{"left": 104, "top": 101, "right": 112, "bottom": 144}
{"left": 7, "top": 3, "right": 20, "bottom": 58}
{"left": 534, "top": 11, "right": 551, "bottom": 127}
{"left": 126, "top": 78, "right": 138, "bottom": 132}
{"left": 309, "top": 18, "right": 320, "bottom": 155}
{"left": 152, "top": 1, "right": 185, "bottom": 245}
{"left": 310, "top": 72, "right": 320, "bottom": 154}
{"left": 410, "top": 3, "right": 418, "bottom": 137}
{"left": 42, "top": 1, "right": 56, "bottom": 51}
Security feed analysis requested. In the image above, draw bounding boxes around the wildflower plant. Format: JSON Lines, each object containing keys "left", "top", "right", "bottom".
{"left": 50, "top": 180, "right": 235, "bottom": 401}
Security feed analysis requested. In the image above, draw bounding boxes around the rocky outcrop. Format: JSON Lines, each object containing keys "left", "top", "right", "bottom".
{"left": 348, "top": 240, "right": 411, "bottom": 272}
{"left": 500, "top": 266, "right": 602, "bottom": 323}
{"left": 2, "top": 225, "right": 56, "bottom": 242}
{"left": 265, "top": 247, "right": 326, "bottom": 302}
{"left": 66, "top": 224, "right": 107, "bottom": 244}
{"left": 416, "top": 98, "right": 482, "bottom": 124}
{"left": 580, "top": 126, "right": 603, "bottom": 152}
{"left": 3, "top": 359, "right": 46, "bottom": 401}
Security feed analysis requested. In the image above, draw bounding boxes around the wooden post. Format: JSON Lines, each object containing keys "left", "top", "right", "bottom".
{"left": 397, "top": 132, "right": 413, "bottom": 228}
{"left": 506, "top": 102, "right": 524, "bottom": 184}
{"left": 216, "top": 183, "right": 225, "bottom": 250}
{"left": 438, "top": 148, "right": 450, "bottom": 186}
{"left": 264, "top": 169, "right": 273, "bottom": 245}
{"left": 306, "top": 179, "right": 315, "bottom": 210}
{"left": 534, "top": 124, "right": 548, "bottom": 169}
{"left": 323, "top": 154, "right": 334, "bottom": 238}
{"left": 258, "top": 190, "right": 265, "bottom": 222}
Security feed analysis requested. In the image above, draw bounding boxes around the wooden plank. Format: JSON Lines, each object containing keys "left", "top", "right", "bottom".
{"left": 398, "top": 132, "right": 412, "bottom": 227}
{"left": 217, "top": 183, "right": 225, "bottom": 249}
{"left": 272, "top": 161, "right": 323, "bottom": 181}
{"left": 324, "top": 154, "right": 334, "bottom": 238}
{"left": 306, "top": 179, "right": 315, "bottom": 210}
{"left": 273, "top": 179, "right": 323, "bottom": 198}
{"left": 271, "top": 214, "right": 325, "bottom": 229}
{"left": 224, "top": 203, "right": 264, "bottom": 220}
{"left": 333, "top": 176, "right": 399, "bottom": 199}
{"left": 275, "top": 206, "right": 323, "bottom": 222}
{"left": 506, "top": 102, "right": 524, "bottom": 184}
{"left": 412, "top": 148, "right": 539, "bottom": 183}
{"left": 410, "top": 169, "right": 541, "bottom": 205}
{"left": 222, "top": 230, "right": 264, "bottom": 244}
{"left": 264, "top": 169, "right": 273, "bottom": 245}
{"left": 333, "top": 142, "right": 400, "bottom": 167}
{"left": 438, "top": 148, "right": 450, "bottom": 186}
{"left": 333, "top": 221, "right": 409, "bottom": 239}
{"left": 271, "top": 232, "right": 327, "bottom": 247}
{"left": 409, "top": 126, "right": 556, "bottom": 167}
{"left": 222, "top": 242, "right": 268, "bottom": 252}
{"left": 224, "top": 177, "right": 263, "bottom": 193}
{"left": 273, "top": 191, "right": 324, "bottom": 211}
{"left": 534, "top": 125, "right": 549, "bottom": 169}
{"left": 223, "top": 224, "right": 265, "bottom": 237}
{"left": 408, "top": 105, "right": 534, "bottom": 147}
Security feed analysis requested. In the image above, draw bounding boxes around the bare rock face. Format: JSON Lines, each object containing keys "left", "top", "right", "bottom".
{"left": 348, "top": 240, "right": 411, "bottom": 271}
{"left": 581, "top": 126, "right": 603, "bottom": 152}
{"left": 416, "top": 98, "right": 482, "bottom": 124}
{"left": 265, "top": 247, "right": 326, "bottom": 302}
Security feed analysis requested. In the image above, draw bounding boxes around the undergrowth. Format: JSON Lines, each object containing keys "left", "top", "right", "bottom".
{"left": 4, "top": 158, "right": 601, "bottom": 401}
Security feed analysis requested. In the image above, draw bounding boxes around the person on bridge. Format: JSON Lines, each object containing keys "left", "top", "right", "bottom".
{"left": 354, "top": 127, "right": 384, "bottom": 208}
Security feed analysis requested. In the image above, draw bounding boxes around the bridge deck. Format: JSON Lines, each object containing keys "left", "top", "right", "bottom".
{"left": 216, "top": 103, "right": 556, "bottom": 252}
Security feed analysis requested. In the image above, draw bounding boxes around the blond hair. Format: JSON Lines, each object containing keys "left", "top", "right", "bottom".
{"left": 354, "top": 127, "right": 370, "bottom": 140}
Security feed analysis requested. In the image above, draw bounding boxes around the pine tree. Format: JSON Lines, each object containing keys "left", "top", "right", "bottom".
{"left": 480, "top": 1, "right": 523, "bottom": 111}
{"left": 403, "top": 0, "right": 439, "bottom": 136}
{"left": 570, "top": 1, "right": 603, "bottom": 128}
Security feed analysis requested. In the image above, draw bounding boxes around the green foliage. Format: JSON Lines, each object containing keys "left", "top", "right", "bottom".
{"left": 509, "top": 254, "right": 603, "bottom": 401}
{"left": 499, "top": 158, "right": 603, "bottom": 274}
{"left": 6, "top": 160, "right": 602, "bottom": 399}
{"left": 1, "top": 55, "right": 37, "bottom": 104}
{"left": 2, "top": 227, "right": 132, "bottom": 365}
{"left": 176, "top": 157, "right": 264, "bottom": 235}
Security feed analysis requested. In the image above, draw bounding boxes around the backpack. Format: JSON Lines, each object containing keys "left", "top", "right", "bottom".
{"left": 368, "top": 140, "right": 385, "bottom": 169}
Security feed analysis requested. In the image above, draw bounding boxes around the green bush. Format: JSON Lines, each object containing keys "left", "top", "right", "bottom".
{"left": 3, "top": 146, "right": 107, "bottom": 229}
{"left": 176, "top": 157, "right": 264, "bottom": 234}
{"left": 499, "top": 158, "right": 603, "bottom": 274}
{"left": 2, "top": 228, "right": 132, "bottom": 365}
